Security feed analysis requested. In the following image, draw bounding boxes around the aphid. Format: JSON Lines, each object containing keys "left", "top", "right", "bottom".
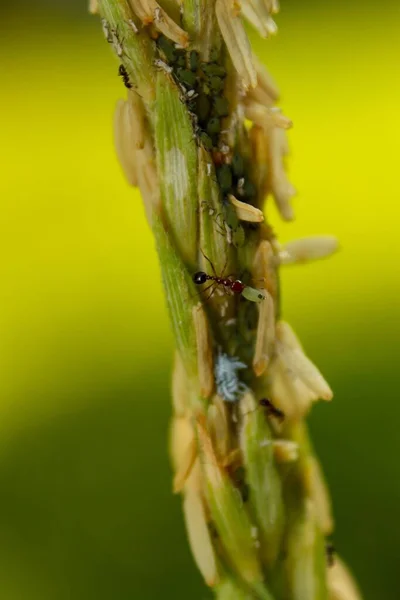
{"left": 326, "top": 541, "right": 336, "bottom": 567}
{"left": 206, "top": 163, "right": 213, "bottom": 176}
{"left": 242, "top": 179, "right": 257, "bottom": 200}
{"left": 154, "top": 6, "right": 162, "bottom": 22}
{"left": 259, "top": 398, "right": 285, "bottom": 423}
{"left": 196, "top": 94, "right": 211, "bottom": 123}
{"left": 198, "top": 131, "right": 213, "bottom": 151}
{"left": 217, "top": 164, "right": 233, "bottom": 194}
{"left": 189, "top": 50, "right": 199, "bottom": 72}
{"left": 176, "top": 68, "right": 197, "bottom": 88}
{"left": 127, "top": 18, "right": 139, "bottom": 33}
{"left": 175, "top": 53, "right": 186, "bottom": 68}
{"left": 213, "top": 96, "right": 229, "bottom": 118}
{"left": 101, "top": 18, "right": 113, "bottom": 43}
{"left": 192, "top": 251, "right": 265, "bottom": 303}
{"left": 111, "top": 29, "right": 124, "bottom": 57}
{"left": 118, "top": 64, "right": 132, "bottom": 89}
{"left": 209, "top": 75, "right": 224, "bottom": 93}
{"left": 206, "top": 117, "right": 221, "bottom": 136}
{"left": 157, "top": 35, "right": 177, "bottom": 63}
{"left": 154, "top": 58, "right": 173, "bottom": 74}
{"left": 231, "top": 153, "right": 244, "bottom": 178}
{"left": 214, "top": 351, "right": 248, "bottom": 402}
{"left": 202, "top": 63, "right": 227, "bottom": 78}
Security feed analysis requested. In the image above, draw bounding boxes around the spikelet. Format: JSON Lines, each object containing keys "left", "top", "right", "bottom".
{"left": 245, "top": 99, "right": 293, "bottom": 130}
{"left": 89, "top": 0, "right": 99, "bottom": 14}
{"left": 94, "top": 1, "right": 362, "bottom": 597}
{"left": 216, "top": 0, "right": 257, "bottom": 90}
{"left": 327, "top": 558, "right": 363, "bottom": 600}
{"left": 129, "top": 0, "right": 189, "bottom": 46}
{"left": 279, "top": 236, "right": 339, "bottom": 265}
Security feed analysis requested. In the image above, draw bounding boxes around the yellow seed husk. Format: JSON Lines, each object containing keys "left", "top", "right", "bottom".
{"left": 128, "top": 90, "right": 146, "bottom": 149}
{"left": 169, "top": 415, "right": 195, "bottom": 474}
{"left": 114, "top": 99, "right": 138, "bottom": 186}
{"left": 207, "top": 395, "right": 231, "bottom": 462}
{"left": 135, "top": 137, "right": 160, "bottom": 223}
{"left": 173, "top": 430, "right": 198, "bottom": 493}
{"left": 216, "top": 0, "right": 257, "bottom": 90}
{"left": 228, "top": 194, "right": 264, "bottom": 222}
{"left": 247, "top": 83, "right": 275, "bottom": 107}
{"left": 286, "top": 500, "right": 328, "bottom": 600}
{"left": 327, "top": 558, "right": 363, "bottom": 600}
{"left": 245, "top": 99, "right": 293, "bottom": 130}
{"left": 172, "top": 351, "right": 190, "bottom": 417}
{"left": 272, "top": 440, "right": 299, "bottom": 463}
{"left": 276, "top": 321, "right": 333, "bottom": 402}
{"left": 193, "top": 303, "right": 215, "bottom": 398}
{"left": 89, "top": 0, "right": 99, "bottom": 14}
{"left": 268, "top": 356, "right": 313, "bottom": 420}
{"left": 268, "top": 127, "right": 296, "bottom": 220}
{"left": 253, "top": 54, "right": 280, "bottom": 101}
{"left": 249, "top": 125, "right": 270, "bottom": 200}
{"left": 253, "top": 289, "right": 275, "bottom": 376}
{"left": 253, "top": 239, "right": 278, "bottom": 300}
{"left": 304, "top": 456, "right": 334, "bottom": 535}
{"left": 129, "top": 0, "right": 189, "bottom": 46}
{"left": 183, "top": 486, "right": 220, "bottom": 586}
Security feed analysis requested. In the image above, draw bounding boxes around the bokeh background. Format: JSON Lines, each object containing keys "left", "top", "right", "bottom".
{"left": 1, "top": 0, "right": 399, "bottom": 598}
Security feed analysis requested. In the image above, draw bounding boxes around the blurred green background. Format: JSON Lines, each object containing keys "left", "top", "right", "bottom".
{"left": 1, "top": 0, "right": 399, "bottom": 598}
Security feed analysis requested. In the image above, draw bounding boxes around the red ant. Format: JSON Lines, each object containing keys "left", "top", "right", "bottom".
{"left": 259, "top": 398, "right": 285, "bottom": 423}
{"left": 193, "top": 251, "right": 244, "bottom": 298}
{"left": 193, "top": 251, "right": 264, "bottom": 303}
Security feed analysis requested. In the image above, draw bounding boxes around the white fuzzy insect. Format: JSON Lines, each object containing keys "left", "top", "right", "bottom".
{"left": 215, "top": 352, "right": 248, "bottom": 402}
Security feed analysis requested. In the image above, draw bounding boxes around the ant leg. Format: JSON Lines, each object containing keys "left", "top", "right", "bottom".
{"left": 203, "top": 283, "right": 217, "bottom": 302}
{"left": 220, "top": 252, "right": 230, "bottom": 278}
{"left": 200, "top": 248, "right": 218, "bottom": 277}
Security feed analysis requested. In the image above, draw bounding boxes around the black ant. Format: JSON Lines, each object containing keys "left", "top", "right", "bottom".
{"left": 193, "top": 251, "right": 264, "bottom": 303}
{"left": 118, "top": 64, "right": 132, "bottom": 89}
{"left": 325, "top": 541, "right": 336, "bottom": 567}
{"left": 259, "top": 398, "right": 285, "bottom": 423}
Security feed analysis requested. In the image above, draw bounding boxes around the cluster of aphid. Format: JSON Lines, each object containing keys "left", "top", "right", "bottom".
{"left": 155, "top": 36, "right": 229, "bottom": 152}
{"left": 154, "top": 36, "right": 258, "bottom": 208}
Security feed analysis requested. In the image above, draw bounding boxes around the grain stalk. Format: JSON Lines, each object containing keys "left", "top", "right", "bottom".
{"left": 91, "top": 1, "right": 362, "bottom": 598}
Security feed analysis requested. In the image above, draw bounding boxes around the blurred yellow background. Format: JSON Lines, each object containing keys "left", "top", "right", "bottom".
{"left": 1, "top": 1, "right": 399, "bottom": 598}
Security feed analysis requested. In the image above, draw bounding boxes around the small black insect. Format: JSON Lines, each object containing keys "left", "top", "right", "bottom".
{"left": 118, "top": 64, "right": 132, "bottom": 89}
{"left": 259, "top": 398, "right": 285, "bottom": 423}
{"left": 326, "top": 541, "right": 336, "bottom": 567}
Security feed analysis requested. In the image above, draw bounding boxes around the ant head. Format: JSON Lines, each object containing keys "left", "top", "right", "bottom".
{"left": 259, "top": 398, "right": 271, "bottom": 407}
{"left": 193, "top": 271, "right": 207, "bottom": 285}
